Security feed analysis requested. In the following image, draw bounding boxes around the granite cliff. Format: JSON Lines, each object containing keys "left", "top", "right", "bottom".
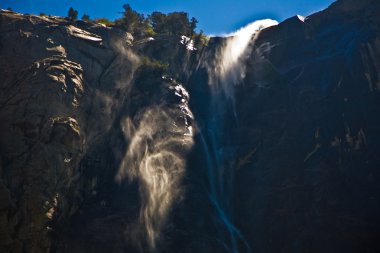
{"left": 0, "top": 0, "right": 380, "bottom": 252}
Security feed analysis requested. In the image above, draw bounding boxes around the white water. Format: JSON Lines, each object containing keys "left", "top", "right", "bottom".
{"left": 114, "top": 19, "right": 278, "bottom": 252}
{"left": 204, "top": 19, "right": 278, "bottom": 253}
{"left": 212, "top": 19, "right": 278, "bottom": 102}
{"left": 116, "top": 84, "right": 194, "bottom": 252}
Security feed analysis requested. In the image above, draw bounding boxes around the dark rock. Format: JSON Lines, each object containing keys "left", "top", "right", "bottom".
{"left": 0, "top": 1, "right": 380, "bottom": 252}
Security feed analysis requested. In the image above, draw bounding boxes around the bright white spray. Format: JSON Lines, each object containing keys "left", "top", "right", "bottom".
{"left": 205, "top": 19, "right": 278, "bottom": 253}
{"left": 116, "top": 84, "right": 194, "bottom": 252}
{"left": 212, "top": 19, "right": 278, "bottom": 102}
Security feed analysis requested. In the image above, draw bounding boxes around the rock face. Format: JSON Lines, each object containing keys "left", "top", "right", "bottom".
{"left": 0, "top": 11, "right": 138, "bottom": 253}
{"left": 0, "top": 0, "right": 380, "bottom": 252}
{"left": 232, "top": 1, "right": 380, "bottom": 252}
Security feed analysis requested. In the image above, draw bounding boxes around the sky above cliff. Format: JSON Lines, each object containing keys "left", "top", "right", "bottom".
{"left": 1, "top": 0, "right": 335, "bottom": 34}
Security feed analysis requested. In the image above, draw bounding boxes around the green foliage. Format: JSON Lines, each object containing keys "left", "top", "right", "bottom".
{"left": 115, "top": 5, "right": 166, "bottom": 38}
{"left": 149, "top": 11, "right": 167, "bottom": 34}
{"left": 39, "top": 13, "right": 47, "bottom": 17}
{"left": 116, "top": 4, "right": 145, "bottom": 34}
{"left": 148, "top": 11, "right": 198, "bottom": 36}
{"left": 111, "top": 4, "right": 198, "bottom": 38}
{"left": 140, "top": 57, "right": 168, "bottom": 72}
{"left": 168, "top": 12, "right": 192, "bottom": 35}
{"left": 144, "top": 26, "right": 156, "bottom": 37}
{"left": 189, "top": 17, "right": 198, "bottom": 37}
{"left": 135, "top": 57, "right": 168, "bottom": 90}
{"left": 68, "top": 7, "right": 78, "bottom": 20}
{"left": 193, "top": 29, "right": 208, "bottom": 48}
{"left": 94, "top": 18, "right": 114, "bottom": 26}
{"left": 83, "top": 4, "right": 200, "bottom": 42}
{"left": 81, "top": 14, "right": 90, "bottom": 22}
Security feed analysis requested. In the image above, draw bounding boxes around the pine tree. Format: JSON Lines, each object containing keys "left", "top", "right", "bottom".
{"left": 68, "top": 7, "right": 78, "bottom": 20}
{"left": 82, "top": 14, "right": 90, "bottom": 22}
{"left": 190, "top": 17, "right": 198, "bottom": 37}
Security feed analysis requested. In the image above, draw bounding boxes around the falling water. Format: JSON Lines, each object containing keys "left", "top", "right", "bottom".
{"left": 114, "top": 19, "right": 278, "bottom": 253}
{"left": 212, "top": 19, "right": 278, "bottom": 103}
{"left": 204, "top": 19, "right": 278, "bottom": 253}
{"left": 116, "top": 83, "right": 194, "bottom": 252}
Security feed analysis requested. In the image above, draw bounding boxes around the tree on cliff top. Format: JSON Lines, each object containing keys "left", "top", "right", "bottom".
{"left": 148, "top": 11, "right": 198, "bottom": 36}
{"left": 81, "top": 14, "right": 90, "bottom": 22}
{"left": 149, "top": 11, "right": 167, "bottom": 34}
{"left": 116, "top": 4, "right": 145, "bottom": 33}
{"left": 91, "top": 3, "right": 201, "bottom": 42}
{"left": 189, "top": 17, "right": 198, "bottom": 37}
{"left": 68, "top": 7, "right": 78, "bottom": 20}
{"left": 94, "top": 18, "right": 115, "bottom": 26}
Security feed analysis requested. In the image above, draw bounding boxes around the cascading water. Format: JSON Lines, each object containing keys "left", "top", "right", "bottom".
{"left": 114, "top": 19, "right": 278, "bottom": 253}
{"left": 203, "top": 19, "right": 278, "bottom": 253}
{"left": 116, "top": 82, "right": 194, "bottom": 252}
{"left": 212, "top": 19, "right": 279, "bottom": 105}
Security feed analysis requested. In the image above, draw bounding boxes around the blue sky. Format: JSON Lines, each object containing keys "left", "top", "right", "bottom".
{"left": 1, "top": 0, "right": 335, "bottom": 34}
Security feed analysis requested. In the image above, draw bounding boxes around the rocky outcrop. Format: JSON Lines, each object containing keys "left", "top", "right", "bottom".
{"left": 0, "top": 0, "right": 380, "bottom": 252}
{"left": 0, "top": 10, "right": 137, "bottom": 252}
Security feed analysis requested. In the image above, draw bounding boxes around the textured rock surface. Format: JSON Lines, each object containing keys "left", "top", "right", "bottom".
{"left": 188, "top": 0, "right": 380, "bottom": 252}
{"left": 0, "top": 0, "right": 380, "bottom": 252}
{"left": 233, "top": 0, "right": 380, "bottom": 252}
{"left": 0, "top": 10, "right": 138, "bottom": 253}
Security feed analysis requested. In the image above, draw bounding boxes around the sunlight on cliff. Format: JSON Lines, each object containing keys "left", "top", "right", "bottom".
{"left": 116, "top": 84, "right": 194, "bottom": 251}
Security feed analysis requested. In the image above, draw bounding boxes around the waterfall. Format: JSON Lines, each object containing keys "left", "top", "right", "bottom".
{"left": 212, "top": 19, "right": 278, "bottom": 104}
{"left": 116, "top": 82, "right": 194, "bottom": 252}
{"left": 203, "top": 19, "right": 278, "bottom": 253}
{"left": 115, "top": 19, "right": 278, "bottom": 253}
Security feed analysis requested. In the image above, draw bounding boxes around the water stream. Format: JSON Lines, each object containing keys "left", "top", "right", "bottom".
{"left": 116, "top": 19, "right": 278, "bottom": 253}
{"left": 203, "top": 19, "right": 278, "bottom": 253}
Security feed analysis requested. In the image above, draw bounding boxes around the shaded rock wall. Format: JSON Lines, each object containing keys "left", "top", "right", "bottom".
{"left": 0, "top": 0, "right": 380, "bottom": 252}
{"left": 185, "top": 0, "right": 380, "bottom": 252}
{"left": 232, "top": 0, "right": 380, "bottom": 252}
